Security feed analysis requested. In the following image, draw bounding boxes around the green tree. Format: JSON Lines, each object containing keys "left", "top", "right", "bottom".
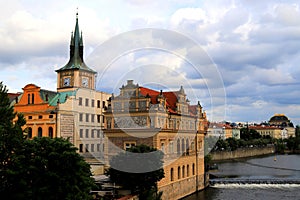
{"left": 296, "top": 125, "right": 300, "bottom": 137}
{"left": 226, "top": 137, "right": 239, "bottom": 151}
{"left": 106, "top": 144, "right": 165, "bottom": 199}
{"left": 15, "top": 137, "right": 95, "bottom": 200}
{"left": 0, "top": 82, "right": 26, "bottom": 196}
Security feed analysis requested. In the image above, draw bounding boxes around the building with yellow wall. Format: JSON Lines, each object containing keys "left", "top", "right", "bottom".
{"left": 104, "top": 80, "right": 209, "bottom": 200}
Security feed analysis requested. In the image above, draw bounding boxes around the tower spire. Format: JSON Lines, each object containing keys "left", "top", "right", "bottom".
{"left": 56, "top": 11, "right": 96, "bottom": 74}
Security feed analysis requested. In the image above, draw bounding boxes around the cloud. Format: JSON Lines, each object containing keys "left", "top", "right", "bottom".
{"left": 1, "top": 0, "right": 300, "bottom": 125}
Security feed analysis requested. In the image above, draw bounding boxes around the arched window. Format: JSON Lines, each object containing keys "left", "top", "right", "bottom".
{"left": 170, "top": 168, "right": 174, "bottom": 181}
{"left": 181, "top": 138, "right": 185, "bottom": 155}
{"left": 27, "top": 94, "right": 30, "bottom": 104}
{"left": 178, "top": 166, "right": 181, "bottom": 179}
{"left": 177, "top": 139, "right": 181, "bottom": 155}
{"left": 192, "top": 163, "right": 195, "bottom": 175}
{"left": 48, "top": 127, "right": 53, "bottom": 138}
{"left": 186, "top": 138, "right": 189, "bottom": 155}
{"left": 31, "top": 94, "right": 35, "bottom": 104}
{"left": 38, "top": 127, "right": 42, "bottom": 137}
{"left": 182, "top": 165, "right": 185, "bottom": 178}
{"left": 28, "top": 127, "right": 32, "bottom": 139}
{"left": 187, "top": 164, "right": 190, "bottom": 177}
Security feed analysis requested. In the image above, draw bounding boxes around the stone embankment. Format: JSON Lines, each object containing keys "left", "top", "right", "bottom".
{"left": 210, "top": 146, "right": 275, "bottom": 161}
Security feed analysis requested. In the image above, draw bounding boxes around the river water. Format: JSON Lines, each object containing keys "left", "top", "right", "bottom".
{"left": 183, "top": 154, "right": 300, "bottom": 200}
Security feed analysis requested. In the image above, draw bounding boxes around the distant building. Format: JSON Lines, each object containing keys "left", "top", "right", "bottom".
{"left": 207, "top": 122, "right": 240, "bottom": 140}
{"left": 104, "top": 80, "right": 209, "bottom": 200}
{"left": 250, "top": 115, "right": 295, "bottom": 139}
{"left": 269, "top": 113, "right": 294, "bottom": 127}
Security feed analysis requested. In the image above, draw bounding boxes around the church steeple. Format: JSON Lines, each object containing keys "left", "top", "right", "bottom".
{"left": 56, "top": 12, "right": 96, "bottom": 91}
{"left": 56, "top": 12, "right": 96, "bottom": 73}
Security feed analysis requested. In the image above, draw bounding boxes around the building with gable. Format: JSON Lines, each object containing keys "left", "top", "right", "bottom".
{"left": 13, "top": 84, "right": 58, "bottom": 138}
{"left": 104, "top": 80, "right": 209, "bottom": 200}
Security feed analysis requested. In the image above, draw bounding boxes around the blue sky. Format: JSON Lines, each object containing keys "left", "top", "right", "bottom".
{"left": 1, "top": 0, "right": 300, "bottom": 125}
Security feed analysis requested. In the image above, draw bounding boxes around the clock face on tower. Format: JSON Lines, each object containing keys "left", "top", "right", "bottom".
{"left": 63, "top": 77, "right": 71, "bottom": 87}
{"left": 82, "top": 77, "right": 89, "bottom": 87}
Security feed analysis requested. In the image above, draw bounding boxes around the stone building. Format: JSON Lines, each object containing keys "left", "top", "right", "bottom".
{"left": 54, "top": 13, "right": 110, "bottom": 163}
{"left": 104, "top": 80, "right": 209, "bottom": 200}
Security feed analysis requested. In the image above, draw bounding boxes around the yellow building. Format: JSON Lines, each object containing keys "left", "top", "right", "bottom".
{"left": 104, "top": 80, "right": 209, "bottom": 200}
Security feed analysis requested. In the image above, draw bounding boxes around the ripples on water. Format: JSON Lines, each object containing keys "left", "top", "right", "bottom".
{"left": 183, "top": 154, "right": 300, "bottom": 200}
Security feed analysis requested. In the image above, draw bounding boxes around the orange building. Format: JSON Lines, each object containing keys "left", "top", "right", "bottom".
{"left": 13, "top": 84, "right": 58, "bottom": 138}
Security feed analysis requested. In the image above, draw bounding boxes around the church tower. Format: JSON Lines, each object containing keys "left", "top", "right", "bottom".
{"left": 56, "top": 13, "right": 96, "bottom": 91}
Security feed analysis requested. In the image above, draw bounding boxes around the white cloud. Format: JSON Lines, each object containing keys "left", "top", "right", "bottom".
{"left": 1, "top": 0, "right": 300, "bottom": 125}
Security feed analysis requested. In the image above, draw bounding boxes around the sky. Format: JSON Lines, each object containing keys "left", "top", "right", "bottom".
{"left": 1, "top": 0, "right": 300, "bottom": 125}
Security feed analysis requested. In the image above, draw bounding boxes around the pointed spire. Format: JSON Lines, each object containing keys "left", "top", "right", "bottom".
{"left": 56, "top": 11, "right": 96, "bottom": 74}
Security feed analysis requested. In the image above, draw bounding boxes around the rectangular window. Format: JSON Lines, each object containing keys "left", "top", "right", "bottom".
{"left": 91, "top": 130, "right": 94, "bottom": 138}
{"left": 80, "top": 129, "right": 83, "bottom": 138}
{"left": 102, "top": 101, "right": 106, "bottom": 108}
{"left": 91, "top": 99, "right": 95, "bottom": 107}
{"left": 86, "top": 114, "right": 89, "bottom": 122}
{"left": 28, "top": 116, "right": 32, "bottom": 119}
{"left": 124, "top": 142, "right": 136, "bottom": 151}
{"left": 85, "top": 129, "right": 89, "bottom": 138}
{"left": 91, "top": 144, "right": 94, "bottom": 152}
{"left": 79, "top": 144, "right": 83, "bottom": 152}
{"left": 97, "top": 144, "right": 100, "bottom": 152}
{"left": 85, "top": 144, "right": 89, "bottom": 152}
{"left": 97, "top": 115, "right": 101, "bottom": 123}
{"left": 79, "top": 97, "right": 82, "bottom": 106}
{"left": 91, "top": 114, "right": 95, "bottom": 123}
{"left": 79, "top": 113, "right": 83, "bottom": 122}
{"left": 38, "top": 115, "right": 43, "bottom": 119}
{"left": 85, "top": 98, "right": 89, "bottom": 107}
{"left": 97, "top": 100, "right": 100, "bottom": 108}
{"left": 97, "top": 130, "right": 100, "bottom": 138}
{"left": 49, "top": 115, "right": 53, "bottom": 119}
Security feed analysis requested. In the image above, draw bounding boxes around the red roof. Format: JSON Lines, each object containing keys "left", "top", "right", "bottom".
{"left": 139, "top": 87, "right": 200, "bottom": 117}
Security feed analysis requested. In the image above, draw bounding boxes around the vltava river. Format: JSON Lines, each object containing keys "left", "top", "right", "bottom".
{"left": 183, "top": 154, "right": 300, "bottom": 200}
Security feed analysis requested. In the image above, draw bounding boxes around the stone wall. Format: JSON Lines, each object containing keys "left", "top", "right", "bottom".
{"left": 210, "top": 146, "right": 275, "bottom": 161}
{"left": 159, "top": 174, "right": 207, "bottom": 200}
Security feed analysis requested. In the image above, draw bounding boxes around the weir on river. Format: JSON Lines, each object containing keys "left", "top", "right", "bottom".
{"left": 183, "top": 154, "right": 300, "bottom": 200}
{"left": 210, "top": 178, "right": 300, "bottom": 186}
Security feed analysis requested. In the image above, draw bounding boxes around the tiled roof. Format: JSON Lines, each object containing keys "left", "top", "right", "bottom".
{"left": 49, "top": 90, "right": 77, "bottom": 106}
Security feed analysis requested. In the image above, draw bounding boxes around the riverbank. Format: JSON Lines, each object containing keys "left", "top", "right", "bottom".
{"left": 210, "top": 146, "right": 275, "bottom": 161}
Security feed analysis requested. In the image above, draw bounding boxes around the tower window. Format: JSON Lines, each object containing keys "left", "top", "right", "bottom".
{"left": 32, "top": 94, "right": 35, "bottom": 104}
{"left": 28, "top": 94, "right": 30, "bottom": 104}
{"left": 79, "top": 97, "right": 82, "bottom": 106}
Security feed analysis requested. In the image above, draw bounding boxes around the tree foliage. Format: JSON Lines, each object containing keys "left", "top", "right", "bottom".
{"left": 240, "top": 128, "right": 261, "bottom": 140}
{"left": 0, "top": 82, "right": 95, "bottom": 199}
{"left": 106, "top": 144, "right": 164, "bottom": 199}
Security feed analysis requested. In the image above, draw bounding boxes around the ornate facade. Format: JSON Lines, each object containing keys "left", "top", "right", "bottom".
{"left": 104, "top": 80, "right": 209, "bottom": 200}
